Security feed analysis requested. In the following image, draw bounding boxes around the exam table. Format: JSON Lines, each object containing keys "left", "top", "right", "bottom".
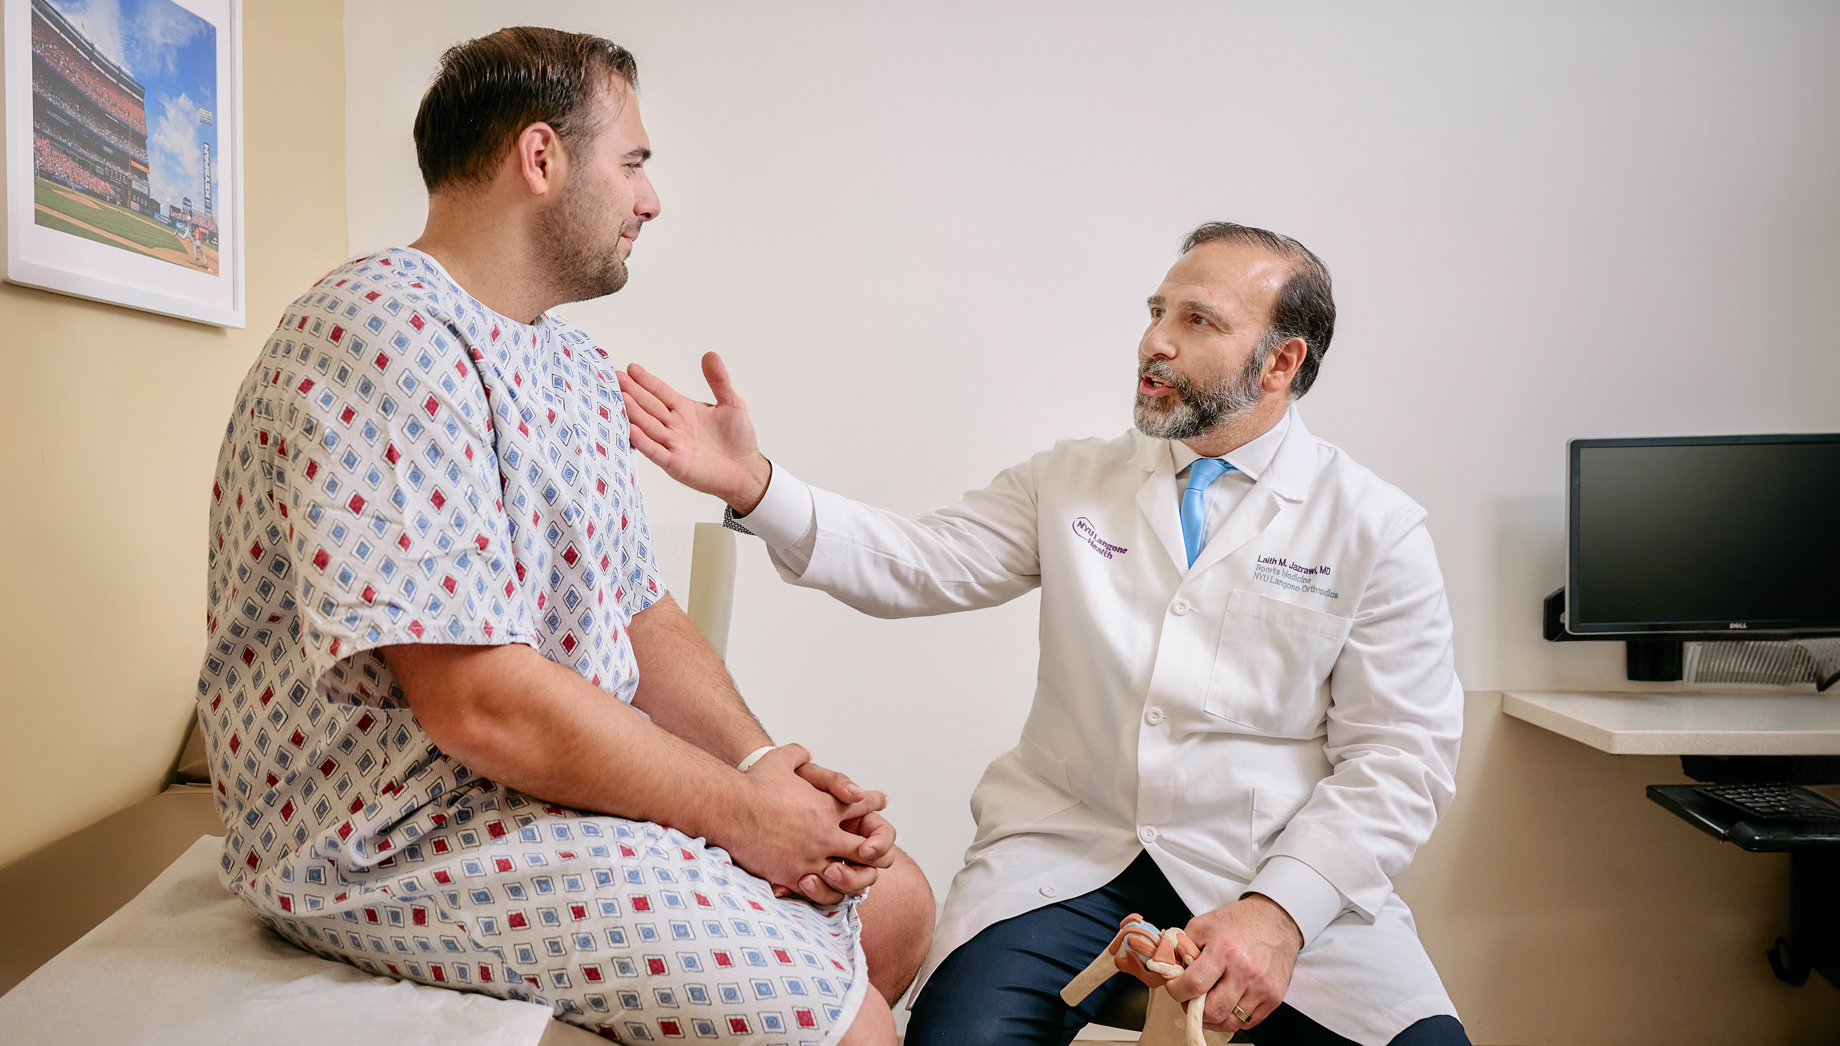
{"left": 0, "top": 715, "right": 608, "bottom": 1044}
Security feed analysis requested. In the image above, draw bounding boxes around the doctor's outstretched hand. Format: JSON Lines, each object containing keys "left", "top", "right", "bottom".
{"left": 617, "top": 352, "right": 773, "bottom": 515}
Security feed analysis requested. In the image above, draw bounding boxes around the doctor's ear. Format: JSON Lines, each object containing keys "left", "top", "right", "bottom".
{"left": 1262, "top": 336, "right": 1309, "bottom": 394}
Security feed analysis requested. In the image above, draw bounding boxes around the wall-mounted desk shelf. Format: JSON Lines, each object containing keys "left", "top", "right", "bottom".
{"left": 1501, "top": 690, "right": 1840, "bottom": 756}
{"left": 1502, "top": 688, "right": 1840, "bottom": 989}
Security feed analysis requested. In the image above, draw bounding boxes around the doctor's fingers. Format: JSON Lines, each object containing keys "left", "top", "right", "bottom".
{"left": 1165, "top": 943, "right": 1257, "bottom": 1024}
{"left": 699, "top": 352, "right": 750, "bottom": 409}
{"left": 622, "top": 362, "right": 703, "bottom": 415}
{"left": 615, "top": 393, "right": 681, "bottom": 469}
{"left": 1163, "top": 938, "right": 1231, "bottom": 1005}
{"left": 624, "top": 419, "right": 674, "bottom": 472}
{"left": 1200, "top": 964, "right": 1284, "bottom": 1033}
{"left": 615, "top": 372, "right": 686, "bottom": 443}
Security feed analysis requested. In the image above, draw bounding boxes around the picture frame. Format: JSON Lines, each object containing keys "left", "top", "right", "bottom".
{"left": 5, "top": 0, "right": 242, "bottom": 327}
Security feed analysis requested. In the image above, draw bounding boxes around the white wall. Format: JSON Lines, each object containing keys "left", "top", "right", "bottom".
{"left": 346, "top": 4, "right": 1840, "bottom": 1041}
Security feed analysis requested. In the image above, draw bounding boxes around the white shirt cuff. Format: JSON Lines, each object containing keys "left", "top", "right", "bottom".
{"left": 731, "top": 461, "right": 816, "bottom": 552}
{"left": 1244, "top": 855, "right": 1348, "bottom": 945}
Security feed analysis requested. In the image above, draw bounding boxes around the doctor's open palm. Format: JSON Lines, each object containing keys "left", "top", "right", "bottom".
{"left": 617, "top": 352, "right": 773, "bottom": 513}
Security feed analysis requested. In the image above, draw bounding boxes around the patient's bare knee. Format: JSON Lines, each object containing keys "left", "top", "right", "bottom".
{"left": 837, "top": 987, "right": 897, "bottom": 1046}
{"left": 856, "top": 846, "right": 936, "bottom": 1005}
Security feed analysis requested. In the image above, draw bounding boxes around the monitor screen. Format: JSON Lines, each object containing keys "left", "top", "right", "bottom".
{"left": 1568, "top": 434, "right": 1840, "bottom": 634}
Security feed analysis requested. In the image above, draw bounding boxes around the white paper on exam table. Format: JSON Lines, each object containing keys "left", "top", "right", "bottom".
{"left": 0, "top": 835, "right": 594, "bottom": 1046}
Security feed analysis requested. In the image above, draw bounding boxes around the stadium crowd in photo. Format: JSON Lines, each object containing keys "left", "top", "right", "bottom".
{"left": 28, "top": 0, "right": 217, "bottom": 271}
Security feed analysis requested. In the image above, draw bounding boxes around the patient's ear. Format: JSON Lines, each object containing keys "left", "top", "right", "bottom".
{"left": 503, "top": 121, "right": 566, "bottom": 198}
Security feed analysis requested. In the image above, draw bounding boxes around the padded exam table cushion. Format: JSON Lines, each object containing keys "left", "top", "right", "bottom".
{"left": 0, "top": 817, "right": 600, "bottom": 1045}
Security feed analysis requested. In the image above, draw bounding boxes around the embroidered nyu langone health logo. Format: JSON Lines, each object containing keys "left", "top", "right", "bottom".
{"left": 1072, "top": 517, "right": 1128, "bottom": 560}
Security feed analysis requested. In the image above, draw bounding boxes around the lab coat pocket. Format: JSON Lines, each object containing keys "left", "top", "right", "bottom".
{"left": 968, "top": 743, "right": 1082, "bottom": 854}
{"left": 1204, "top": 590, "right": 1354, "bottom": 739}
{"left": 1251, "top": 787, "right": 1313, "bottom": 857}
{"left": 1017, "top": 733, "right": 1073, "bottom": 795}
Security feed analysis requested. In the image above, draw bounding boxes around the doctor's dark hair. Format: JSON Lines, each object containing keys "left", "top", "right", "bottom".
{"left": 1180, "top": 222, "right": 1336, "bottom": 397}
{"left": 414, "top": 27, "right": 639, "bottom": 192}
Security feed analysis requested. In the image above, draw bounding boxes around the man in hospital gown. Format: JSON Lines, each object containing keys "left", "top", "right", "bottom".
{"left": 195, "top": 27, "right": 931, "bottom": 1045}
{"left": 620, "top": 224, "right": 1470, "bottom": 1046}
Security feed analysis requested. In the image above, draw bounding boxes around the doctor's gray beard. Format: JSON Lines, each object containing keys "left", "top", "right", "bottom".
{"left": 1133, "top": 339, "right": 1270, "bottom": 441}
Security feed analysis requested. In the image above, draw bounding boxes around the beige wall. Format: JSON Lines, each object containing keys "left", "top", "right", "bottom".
{"left": 0, "top": 0, "right": 347, "bottom": 869}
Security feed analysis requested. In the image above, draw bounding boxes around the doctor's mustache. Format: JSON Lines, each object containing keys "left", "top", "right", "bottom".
{"left": 1134, "top": 353, "right": 1264, "bottom": 440}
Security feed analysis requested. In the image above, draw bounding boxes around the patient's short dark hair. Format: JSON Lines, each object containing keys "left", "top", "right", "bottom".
{"left": 414, "top": 27, "right": 639, "bottom": 192}
{"left": 1181, "top": 222, "right": 1336, "bottom": 397}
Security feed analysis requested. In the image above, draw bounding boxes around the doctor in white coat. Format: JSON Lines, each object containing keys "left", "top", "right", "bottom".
{"left": 618, "top": 223, "right": 1468, "bottom": 1046}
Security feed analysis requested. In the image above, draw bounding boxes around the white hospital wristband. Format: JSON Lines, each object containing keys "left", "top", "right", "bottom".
{"left": 736, "top": 745, "right": 778, "bottom": 772}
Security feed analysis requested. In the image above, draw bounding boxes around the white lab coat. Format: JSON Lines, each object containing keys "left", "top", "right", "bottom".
{"left": 738, "top": 408, "right": 1463, "bottom": 1045}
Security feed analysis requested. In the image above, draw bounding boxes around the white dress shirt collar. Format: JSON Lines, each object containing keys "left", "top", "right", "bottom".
{"left": 1169, "top": 404, "right": 1293, "bottom": 480}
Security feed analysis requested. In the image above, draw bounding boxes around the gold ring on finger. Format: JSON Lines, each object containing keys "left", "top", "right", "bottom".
{"left": 1232, "top": 1005, "right": 1253, "bottom": 1024}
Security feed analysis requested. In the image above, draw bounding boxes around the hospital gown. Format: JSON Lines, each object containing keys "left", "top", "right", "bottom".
{"left": 195, "top": 248, "right": 866, "bottom": 1043}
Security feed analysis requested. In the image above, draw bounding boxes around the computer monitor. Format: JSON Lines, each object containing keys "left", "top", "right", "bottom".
{"left": 1565, "top": 433, "right": 1840, "bottom": 640}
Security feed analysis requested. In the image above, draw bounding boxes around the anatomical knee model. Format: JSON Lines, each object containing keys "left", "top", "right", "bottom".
{"left": 1060, "top": 914, "right": 1232, "bottom": 1046}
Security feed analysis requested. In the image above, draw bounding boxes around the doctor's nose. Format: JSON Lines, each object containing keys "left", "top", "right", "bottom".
{"left": 1140, "top": 321, "right": 1178, "bottom": 361}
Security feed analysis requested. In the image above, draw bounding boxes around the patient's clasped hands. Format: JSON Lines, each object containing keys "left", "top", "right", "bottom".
{"left": 750, "top": 744, "right": 896, "bottom": 903}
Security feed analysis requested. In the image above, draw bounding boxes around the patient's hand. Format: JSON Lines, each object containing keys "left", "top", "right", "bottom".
{"left": 618, "top": 352, "right": 772, "bottom": 514}
{"left": 722, "top": 744, "right": 889, "bottom": 901}
{"left": 782, "top": 760, "right": 899, "bottom": 903}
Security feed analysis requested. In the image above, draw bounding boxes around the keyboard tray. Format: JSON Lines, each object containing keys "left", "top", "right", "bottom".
{"left": 1649, "top": 784, "right": 1840, "bottom": 852}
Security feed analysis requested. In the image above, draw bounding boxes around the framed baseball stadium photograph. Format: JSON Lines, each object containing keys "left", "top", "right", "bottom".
{"left": 5, "top": 0, "right": 242, "bottom": 326}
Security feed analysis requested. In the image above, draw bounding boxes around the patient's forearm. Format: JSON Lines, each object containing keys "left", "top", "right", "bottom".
{"left": 627, "top": 594, "right": 772, "bottom": 764}
{"left": 383, "top": 640, "right": 745, "bottom": 838}
{"left": 382, "top": 637, "right": 881, "bottom": 894}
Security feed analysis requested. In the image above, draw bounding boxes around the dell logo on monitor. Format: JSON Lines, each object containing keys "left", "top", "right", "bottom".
{"left": 1728, "top": 622, "right": 1748, "bottom": 629}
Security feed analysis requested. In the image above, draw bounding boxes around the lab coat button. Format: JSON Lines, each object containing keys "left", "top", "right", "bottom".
{"left": 1145, "top": 707, "right": 1165, "bottom": 725}
{"left": 1039, "top": 886, "right": 1058, "bottom": 898}
{"left": 1138, "top": 825, "right": 1158, "bottom": 843}
{"left": 1172, "top": 599, "right": 1192, "bottom": 615}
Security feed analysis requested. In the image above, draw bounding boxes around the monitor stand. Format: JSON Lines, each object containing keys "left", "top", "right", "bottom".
{"left": 1541, "top": 588, "right": 1684, "bottom": 681}
{"left": 1626, "top": 639, "right": 1683, "bottom": 681}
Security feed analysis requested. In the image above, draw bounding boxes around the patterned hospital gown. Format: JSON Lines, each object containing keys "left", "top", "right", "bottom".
{"left": 196, "top": 248, "right": 866, "bottom": 1043}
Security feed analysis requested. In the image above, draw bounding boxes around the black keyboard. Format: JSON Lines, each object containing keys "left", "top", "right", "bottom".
{"left": 1703, "top": 783, "right": 1840, "bottom": 823}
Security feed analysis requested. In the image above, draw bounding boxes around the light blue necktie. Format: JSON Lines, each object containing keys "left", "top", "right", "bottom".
{"left": 1181, "top": 458, "right": 1236, "bottom": 566}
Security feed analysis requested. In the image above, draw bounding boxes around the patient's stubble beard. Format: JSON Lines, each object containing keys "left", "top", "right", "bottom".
{"left": 538, "top": 167, "right": 632, "bottom": 303}
{"left": 1133, "top": 340, "right": 1270, "bottom": 441}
